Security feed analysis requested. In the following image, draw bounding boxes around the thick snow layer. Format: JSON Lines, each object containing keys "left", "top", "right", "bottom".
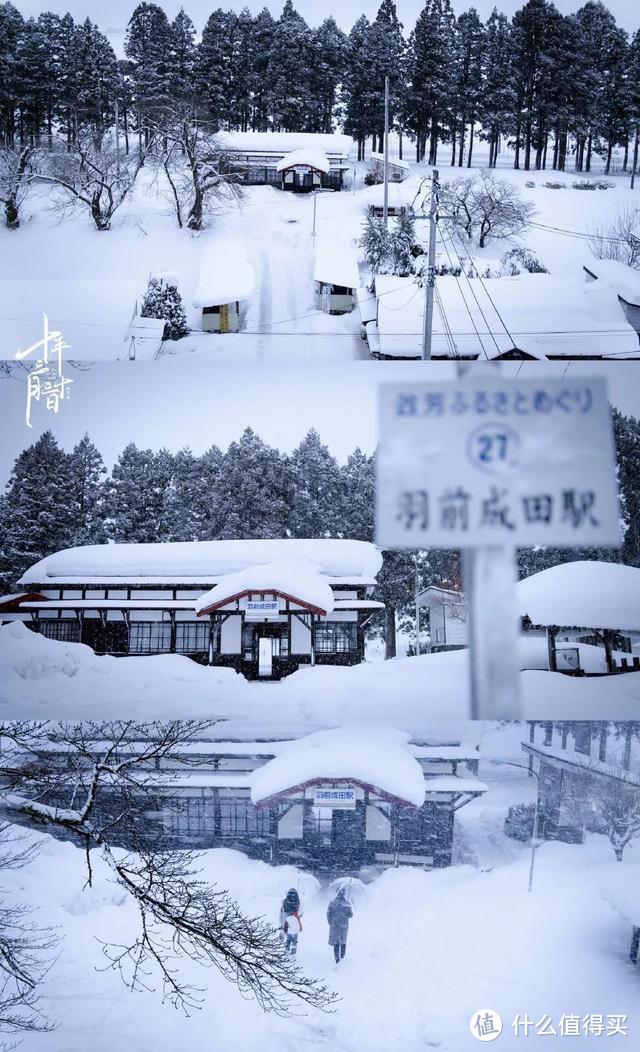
{"left": 2, "top": 622, "right": 640, "bottom": 721}
{"left": 5, "top": 824, "right": 640, "bottom": 1052}
{"left": 193, "top": 238, "right": 254, "bottom": 306}
{"left": 313, "top": 238, "right": 360, "bottom": 289}
{"left": 369, "top": 151, "right": 410, "bottom": 172}
{"left": 0, "top": 280, "right": 164, "bottom": 362}
{"left": 360, "top": 181, "right": 417, "bottom": 210}
{"left": 584, "top": 259, "right": 640, "bottom": 306}
{"left": 276, "top": 149, "right": 331, "bottom": 174}
{"left": 217, "top": 131, "right": 353, "bottom": 158}
{"left": 596, "top": 862, "right": 640, "bottom": 926}
{"left": 195, "top": 560, "right": 335, "bottom": 615}
{"left": 19, "top": 538, "right": 382, "bottom": 587}
{"left": 374, "top": 273, "right": 639, "bottom": 359}
{"left": 518, "top": 561, "right": 640, "bottom": 630}
{"left": 250, "top": 726, "right": 427, "bottom": 806}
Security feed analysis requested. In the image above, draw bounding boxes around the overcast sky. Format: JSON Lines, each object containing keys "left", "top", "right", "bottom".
{"left": 0, "top": 361, "right": 638, "bottom": 486}
{"left": 13, "top": 1, "right": 639, "bottom": 46}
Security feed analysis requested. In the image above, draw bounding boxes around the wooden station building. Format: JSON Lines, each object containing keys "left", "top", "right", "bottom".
{"left": 0, "top": 539, "right": 384, "bottom": 681}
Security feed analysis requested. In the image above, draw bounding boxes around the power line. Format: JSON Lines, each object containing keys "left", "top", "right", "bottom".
{"left": 437, "top": 231, "right": 491, "bottom": 360}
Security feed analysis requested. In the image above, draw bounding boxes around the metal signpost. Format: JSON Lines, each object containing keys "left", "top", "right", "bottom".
{"left": 376, "top": 373, "right": 621, "bottom": 718}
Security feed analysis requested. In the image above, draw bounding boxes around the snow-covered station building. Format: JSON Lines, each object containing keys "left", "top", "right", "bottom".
{"left": 217, "top": 132, "right": 351, "bottom": 192}
{"left": 0, "top": 540, "right": 384, "bottom": 680}
{"left": 22, "top": 728, "right": 486, "bottom": 873}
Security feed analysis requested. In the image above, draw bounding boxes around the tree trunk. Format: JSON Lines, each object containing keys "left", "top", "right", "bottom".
{"left": 384, "top": 605, "right": 397, "bottom": 660}
{"left": 467, "top": 122, "right": 475, "bottom": 167}
{"left": 4, "top": 196, "right": 19, "bottom": 230}
{"left": 586, "top": 133, "right": 592, "bottom": 172}
{"left": 398, "top": 128, "right": 403, "bottom": 160}
{"left": 605, "top": 139, "right": 613, "bottom": 175}
{"left": 458, "top": 119, "right": 465, "bottom": 167}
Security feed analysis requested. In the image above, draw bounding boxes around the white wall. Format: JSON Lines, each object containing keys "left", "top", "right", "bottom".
{"left": 221, "top": 616, "right": 241, "bottom": 654}
{"left": 278, "top": 804, "right": 303, "bottom": 840}
{"left": 291, "top": 617, "right": 312, "bottom": 655}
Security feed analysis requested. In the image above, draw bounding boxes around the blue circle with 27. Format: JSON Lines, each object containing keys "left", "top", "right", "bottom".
{"left": 467, "top": 424, "right": 520, "bottom": 473}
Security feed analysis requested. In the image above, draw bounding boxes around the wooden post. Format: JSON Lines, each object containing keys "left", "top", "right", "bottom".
{"left": 547, "top": 627, "right": 558, "bottom": 671}
{"left": 603, "top": 629, "right": 615, "bottom": 674}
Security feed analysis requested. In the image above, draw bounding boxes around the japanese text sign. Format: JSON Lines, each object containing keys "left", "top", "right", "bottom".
{"left": 376, "top": 376, "right": 620, "bottom": 549}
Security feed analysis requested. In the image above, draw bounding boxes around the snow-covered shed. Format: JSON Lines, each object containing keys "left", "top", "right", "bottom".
{"left": 3, "top": 539, "right": 383, "bottom": 681}
{"left": 418, "top": 586, "right": 468, "bottom": 652}
{"left": 368, "top": 152, "right": 410, "bottom": 182}
{"left": 522, "top": 722, "right": 640, "bottom": 846}
{"left": 518, "top": 562, "right": 640, "bottom": 674}
{"left": 371, "top": 273, "right": 640, "bottom": 360}
{"left": 13, "top": 729, "right": 486, "bottom": 872}
{"left": 362, "top": 180, "right": 414, "bottom": 217}
{"left": 193, "top": 239, "right": 254, "bottom": 333}
{"left": 583, "top": 258, "right": 640, "bottom": 337}
{"left": 217, "top": 132, "right": 351, "bottom": 191}
{"left": 0, "top": 280, "right": 165, "bottom": 362}
{"left": 313, "top": 239, "right": 360, "bottom": 314}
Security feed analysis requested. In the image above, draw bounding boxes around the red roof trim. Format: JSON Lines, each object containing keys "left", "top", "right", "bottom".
{"left": 0, "top": 592, "right": 47, "bottom": 613}
{"left": 197, "top": 588, "right": 327, "bottom": 618}
{"left": 254, "top": 777, "right": 417, "bottom": 809}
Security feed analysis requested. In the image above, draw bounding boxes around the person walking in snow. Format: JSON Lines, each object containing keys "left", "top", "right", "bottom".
{"left": 279, "top": 887, "right": 302, "bottom": 957}
{"left": 327, "top": 887, "right": 353, "bottom": 964}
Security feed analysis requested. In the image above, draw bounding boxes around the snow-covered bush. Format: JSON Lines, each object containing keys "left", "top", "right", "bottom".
{"left": 364, "top": 171, "right": 382, "bottom": 186}
{"left": 542, "top": 181, "right": 567, "bottom": 190}
{"left": 501, "top": 247, "right": 548, "bottom": 274}
{"left": 389, "top": 207, "right": 417, "bottom": 276}
{"left": 525, "top": 180, "right": 536, "bottom": 188}
{"left": 360, "top": 207, "right": 419, "bottom": 278}
{"left": 141, "top": 276, "right": 189, "bottom": 340}
{"left": 572, "top": 180, "right": 614, "bottom": 190}
{"left": 504, "top": 803, "right": 537, "bottom": 841}
{"left": 589, "top": 205, "right": 640, "bottom": 269}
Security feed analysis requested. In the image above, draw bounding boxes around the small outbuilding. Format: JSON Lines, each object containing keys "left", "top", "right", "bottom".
{"left": 313, "top": 240, "right": 360, "bottom": 314}
{"left": 276, "top": 149, "right": 331, "bottom": 192}
{"left": 418, "top": 586, "right": 468, "bottom": 652}
{"left": 193, "top": 239, "right": 254, "bottom": 333}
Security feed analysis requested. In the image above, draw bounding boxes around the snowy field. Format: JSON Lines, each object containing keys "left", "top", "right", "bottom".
{"left": 5, "top": 727, "right": 639, "bottom": 1052}
{"left": 1, "top": 621, "right": 639, "bottom": 723}
{"left": 3, "top": 138, "right": 639, "bottom": 362}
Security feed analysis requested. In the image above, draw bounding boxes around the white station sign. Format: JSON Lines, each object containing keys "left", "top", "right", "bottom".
{"left": 245, "top": 599, "right": 280, "bottom": 620}
{"left": 377, "top": 375, "right": 620, "bottom": 549}
{"left": 313, "top": 787, "right": 356, "bottom": 809}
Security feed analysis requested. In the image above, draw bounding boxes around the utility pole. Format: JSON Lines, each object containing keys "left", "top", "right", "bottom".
{"left": 115, "top": 97, "right": 120, "bottom": 180}
{"left": 631, "top": 123, "right": 639, "bottom": 190}
{"left": 421, "top": 168, "right": 439, "bottom": 361}
{"left": 383, "top": 75, "right": 390, "bottom": 228}
{"left": 312, "top": 190, "right": 317, "bottom": 238}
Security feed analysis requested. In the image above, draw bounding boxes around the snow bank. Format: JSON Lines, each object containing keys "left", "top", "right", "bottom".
{"left": 276, "top": 149, "right": 331, "bottom": 174}
{"left": 0, "top": 280, "right": 164, "bottom": 362}
{"left": 217, "top": 131, "right": 352, "bottom": 157}
{"left": 595, "top": 862, "right": 640, "bottom": 926}
{"left": 518, "top": 561, "right": 640, "bottom": 630}
{"left": 193, "top": 238, "right": 254, "bottom": 307}
{"left": 19, "top": 538, "right": 383, "bottom": 587}
{"left": 250, "top": 725, "right": 426, "bottom": 806}
{"left": 313, "top": 239, "right": 360, "bottom": 290}
{"left": 195, "top": 559, "right": 335, "bottom": 615}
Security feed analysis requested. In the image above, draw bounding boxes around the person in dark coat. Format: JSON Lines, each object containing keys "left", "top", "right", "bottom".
{"left": 327, "top": 887, "right": 353, "bottom": 964}
{"left": 279, "top": 888, "right": 302, "bottom": 956}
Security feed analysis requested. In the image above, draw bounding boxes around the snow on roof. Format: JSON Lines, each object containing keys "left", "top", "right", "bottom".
{"left": 418, "top": 587, "right": 466, "bottom": 607}
{"left": 19, "top": 539, "right": 383, "bottom": 588}
{"left": 193, "top": 239, "right": 254, "bottom": 307}
{"left": 0, "top": 281, "right": 164, "bottom": 362}
{"left": 313, "top": 239, "right": 360, "bottom": 290}
{"left": 596, "top": 863, "right": 640, "bottom": 926}
{"left": 522, "top": 741, "right": 640, "bottom": 785}
{"left": 369, "top": 151, "right": 410, "bottom": 172}
{"left": 583, "top": 259, "right": 640, "bottom": 306}
{"left": 276, "top": 149, "right": 331, "bottom": 174}
{"left": 195, "top": 560, "right": 335, "bottom": 615}
{"left": 361, "top": 181, "right": 416, "bottom": 210}
{"left": 250, "top": 726, "right": 427, "bottom": 807}
{"left": 218, "top": 132, "right": 352, "bottom": 158}
{"left": 373, "top": 274, "right": 639, "bottom": 360}
{"left": 518, "top": 562, "right": 640, "bottom": 630}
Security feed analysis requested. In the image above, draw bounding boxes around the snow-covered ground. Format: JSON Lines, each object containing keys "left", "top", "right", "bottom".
{"left": 5, "top": 730, "right": 639, "bottom": 1052}
{"left": 2, "top": 621, "right": 639, "bottom": 723}
{"left": 3, "top": 138, "right": 639, "bottom": 362}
